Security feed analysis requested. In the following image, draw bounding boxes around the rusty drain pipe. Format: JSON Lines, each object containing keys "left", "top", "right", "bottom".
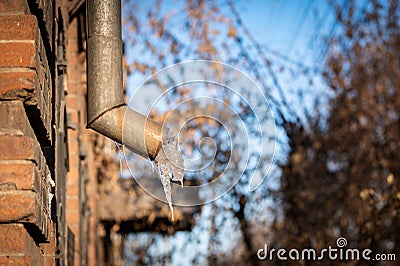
{"left": 86, "top": 0, "right": 164, "bottom": 160}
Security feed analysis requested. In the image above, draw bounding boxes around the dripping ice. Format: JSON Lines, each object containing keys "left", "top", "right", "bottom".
{"left": 154, "top": 135, "right": 184, "bottom": 221}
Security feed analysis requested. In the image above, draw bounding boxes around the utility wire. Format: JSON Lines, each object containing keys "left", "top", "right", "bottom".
{"left": 284, "top": 0, "right": 313, "bottom": 55}
{"left": 226, "top": 0, "right": 296, "bottom": 119}
{"left": 262, "top": 44, "right": 317, "bottom": 73}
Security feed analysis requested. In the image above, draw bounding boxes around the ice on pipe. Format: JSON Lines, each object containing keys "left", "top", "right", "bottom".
{"left": 154, "top": 135, "right": 184, "bottom": 221}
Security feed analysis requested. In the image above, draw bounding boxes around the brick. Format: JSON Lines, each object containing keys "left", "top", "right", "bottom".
{"left": 0, "top": 161, "right": 38, "bottom": 190}
{"left": 0, "top": 223, "right": 35, "bottom": 254}
{"left": 67, "top": 17, "right": 78, "bottom": 39}
{"left": 67, "top": 140, "right": 78, "bottom": 156}
{"left": 0, "top": 190, "right": 36, "bottom": 222}
{"left": 0, "top": 102, "right": 52, "bottom": 236}
{"left": 0, "top": 15, "right": 53, "bottom": 143}
{"left": 0, "top": 223, "right": 43, "bottom": 266}
{"left": 65, "top": 95, "right": 77, "bottom": 109}
{"left": 0, "top": 103, "right": 51, "bottom": 180}
{"left": 0, "top": 10, "right": 53, "bottom": 146}
{"left": 67, "top": 224, "right": 79, "bottom": 247}
{"left": 66, "top": 68, "right": 80, "bottom": 85}
{"left": 0, "top": 15, "right": 38, "bottom": 41}
{"left": 68, "top": 128, "right": 78, "bottom": 139}
{"left": 0, "top": 135, "right": 39, "bottom": 161}
{"left": 67, "top": 182, "right": 79, "bottom": 195}
{"left": 67, "top": 82, "right": 78, "bottom": 94}
{"left": 67, "top": 40, "right": 79, "bottom": 54}
{"left": 69, "top": 111, "right": 79, "bottom": 124}
{"left": 68, "top": 153, "right": 78, "bottom": 168}
{"left": 0, "top": 178, "right": 51, "bottom": 239}
{"left": 0, "top": 190, "right": 50, "bottom": 240}
{"left": 66, "top": 54, "right": 79, "bottom": 69}
{"left": 0, "top": 256, "right": 32, "bottom": 265}
{"left": 0, "top": 0, "right": 28, "bottom": 15}
{"left": 0, "top": 101, "right": 35, "bottom": 137}
{"left": 66, "top": 210, "right": 79, "bottom": 225}
{"left": 66, "top": 196, "right": 79, "bottom": 210}
{"left": 0, "top": 72, "right": 52, "bottom": 146}
{"left": 67, "top": 168, "right": 79, "bottom": 184}
{"left": 40, "top": 222, "right": 58, "bottom": 264}
{"left": 0, "top": 42, "right": 36, "bottom": 68}
{"left": 0, "top": 72, "right": 36, "bottom": 102}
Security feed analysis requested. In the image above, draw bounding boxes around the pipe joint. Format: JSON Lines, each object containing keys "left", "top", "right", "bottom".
{"left": 87, "top": 0, "right": 165, "bottom": 160}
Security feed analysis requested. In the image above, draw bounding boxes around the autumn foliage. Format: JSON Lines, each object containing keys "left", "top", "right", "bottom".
{"left": 274, "top": 0, "right": 400, "bottom": 261}
{"left": 120, "top": 0, "right": 399, "bottom": 264}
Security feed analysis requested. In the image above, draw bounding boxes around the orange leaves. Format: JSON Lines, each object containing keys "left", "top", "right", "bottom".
{"left": 148, "top": 17, "right": 165, "bottom": 38}
{"left": 386, "top": 173, "right": 394, "bottom": 185}
{"left": 276, "top": 1, "right": 400, "bottom": 252}
{"left": 227, "top": 24, "right": 237, "bottom": 38}
{"left": 130, "top": 62, "right": 150, "bottom": 74}
{"left": 359, "top": 188, "right": 375, "bottom": 201}
{"left": 198, "top": 39, "right": 217, "bottom": 57}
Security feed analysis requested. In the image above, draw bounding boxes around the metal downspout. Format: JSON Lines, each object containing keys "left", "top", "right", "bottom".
{"left": 86, "top": 0, "right": 164, "bottom": 160}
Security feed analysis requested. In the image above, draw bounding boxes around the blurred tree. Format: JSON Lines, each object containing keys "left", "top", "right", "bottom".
{"left": 275, "top": 0, "right": 400, "bottom": 262}
{"left": 118, "top": 0, "right": 399, "bottom": 265}
{"left": 121, "top": 1, "right": 291, "bottom": 265}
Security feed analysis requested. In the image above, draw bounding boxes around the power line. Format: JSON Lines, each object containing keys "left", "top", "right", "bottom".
{"left": 262, "top": 44, "right": 316, "bottom": 72}
{"left": 314, "top": 0, "right": 350, "bottom": 69}
{"left": 226, "top": 0, "right": 296, "bottom": 119}
{"left": 284, "top": 0, "right": 313, "bottom": 55}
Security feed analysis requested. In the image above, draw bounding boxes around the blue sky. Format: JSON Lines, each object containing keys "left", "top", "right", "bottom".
{"left": 121, "top": 0, "right": 342, "bottom": 204}
{"left": 121, "top": 1, "right": 345, "bottom": 264}
{"left": 121, "top": 0, "right": 344, "bottom": 199}
{"left": 123, "top": 0, "right": 338, "bottom": 67}
{"left": 122, "top": 0, "right": 342, "bottom": 116}
{"left": 236, "top": 0, "right": 339, "bottom": 67}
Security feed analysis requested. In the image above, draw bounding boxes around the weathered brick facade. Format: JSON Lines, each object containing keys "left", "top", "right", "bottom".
{"left": 0, "top": 0, "right": 107, "bottom": 265}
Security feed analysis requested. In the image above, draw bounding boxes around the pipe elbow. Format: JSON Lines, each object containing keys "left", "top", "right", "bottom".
{"left": 88, "top": 106, "right": 165, "bottom": 160}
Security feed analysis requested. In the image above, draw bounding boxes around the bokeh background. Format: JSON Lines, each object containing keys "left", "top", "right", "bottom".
{"left": 118, "top": 0, "right": 399, "bottom": 265}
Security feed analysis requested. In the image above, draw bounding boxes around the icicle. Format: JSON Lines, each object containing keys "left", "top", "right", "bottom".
{"left": 154, "top": 135, "right": 185, "bottom": 221}
{"left": 114, "top": 141, "right": 124, "bottom": 177}
{"left": 159, "top": 164, "right": 174, "bottom": 221}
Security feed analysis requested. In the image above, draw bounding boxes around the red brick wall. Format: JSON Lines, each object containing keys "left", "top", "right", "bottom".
{"left": 0, "top": 0, "right": 109, "bottom": 265}
{"left": 0, "top": 0, "right": 59, "bottom": 264}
